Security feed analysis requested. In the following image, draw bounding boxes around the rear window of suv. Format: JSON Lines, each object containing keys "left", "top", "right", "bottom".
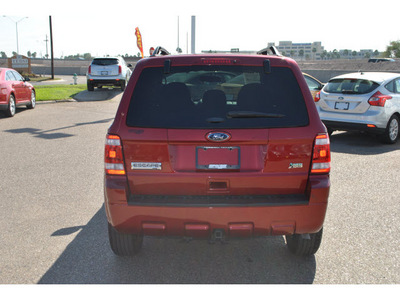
{"left": 126, "top": 65, "right": 309, "bottom": 129}
{"left": 92, "top": 58, "right": 119, "bottom": 66}
{"left": 324, "top": 78, "right": 379, "bottom": 94}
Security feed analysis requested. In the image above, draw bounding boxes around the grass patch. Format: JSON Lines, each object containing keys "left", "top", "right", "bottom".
{"left": 35, "top": 84, "right": 86, "bottom": 101}
{"left": 29, "top": 77, "right": 61, "bottom": 82}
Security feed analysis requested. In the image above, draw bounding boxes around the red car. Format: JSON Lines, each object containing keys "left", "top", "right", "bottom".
{"left": 0, "top": 68, "right": 36, "bottom": 117}
{"left": 104, "top": 47, "right": 331, "bottom": 257}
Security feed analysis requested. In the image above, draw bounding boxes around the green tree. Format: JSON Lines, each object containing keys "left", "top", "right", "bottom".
{"left": 83, "top": 53, "right": 92, "bottom": 60}
{"left": 299, "top": 49, "right": 304, "bottom": 60}
{"left": 1, "top": 51, "right": 7, "bottom": 58}
{"left": 384, "top": 40, "right": 400, "bottom": 58}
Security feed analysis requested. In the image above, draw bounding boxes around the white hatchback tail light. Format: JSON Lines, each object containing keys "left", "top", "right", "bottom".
{"left": 368, "top": 91, "right": 392, "bottom": 107}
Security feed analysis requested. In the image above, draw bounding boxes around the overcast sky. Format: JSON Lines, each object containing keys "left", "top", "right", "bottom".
{"left": 1, "top": 0, "right": 400, "bottom": 58}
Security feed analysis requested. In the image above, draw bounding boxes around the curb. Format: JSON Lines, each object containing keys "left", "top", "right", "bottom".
{"left": 36, "top": 99, "right": 77, "bottom": 104}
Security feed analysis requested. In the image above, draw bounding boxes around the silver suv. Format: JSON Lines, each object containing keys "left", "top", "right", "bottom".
{"left": 315, "top": 72, "right": 400, "bottom": 143}
{"left": 87, "top": 57, "right": 132, "bottom": 91}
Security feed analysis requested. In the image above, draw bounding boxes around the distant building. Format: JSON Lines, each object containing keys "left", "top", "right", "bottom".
{"left": 267, "top": 41, "right": 324, "bottom": 60}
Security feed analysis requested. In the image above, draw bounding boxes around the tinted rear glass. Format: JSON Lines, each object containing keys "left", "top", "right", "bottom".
{"left": 126, "top": 65, "right": 309, "bottom": 129}
{"left": 92, "top": 58, "right": 118, "bottom": 66}
{"left": 324, "top": 78, "right": 379, "bottom": 94}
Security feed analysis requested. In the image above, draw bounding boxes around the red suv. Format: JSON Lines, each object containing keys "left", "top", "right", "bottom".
{"left": 104, "top": 47, "right": 330, "bottom": 257}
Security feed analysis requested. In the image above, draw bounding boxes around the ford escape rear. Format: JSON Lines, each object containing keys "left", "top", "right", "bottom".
{"left": 104, "top": 47, "right": 331, "bottom": 257}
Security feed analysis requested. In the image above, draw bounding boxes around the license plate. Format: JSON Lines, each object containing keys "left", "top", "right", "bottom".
{"left": 335, "top": 102, "right": 349, "bottom": 110}
{"left": 101, "top": 71, "right": 108, "bottom": 75}
{"left": 196, "top": 146, "right": 240, "bottom": 170}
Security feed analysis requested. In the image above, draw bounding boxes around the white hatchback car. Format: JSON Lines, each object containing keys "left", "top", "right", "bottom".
{"left": 87, "top": 57, "right": 132, "bottom": 91}
{"left": 315, "top": 72, "right": 400, "bottom": 143}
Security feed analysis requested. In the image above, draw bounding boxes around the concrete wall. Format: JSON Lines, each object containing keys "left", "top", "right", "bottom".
{"left": 1, "top": 57, "right": 399, "bottom": 82}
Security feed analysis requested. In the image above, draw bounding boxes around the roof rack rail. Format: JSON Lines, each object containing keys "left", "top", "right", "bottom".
{"left": 257, "top": 46, "right": 282, "bottom": 56}
{"left": 150, "top": 46, "right": 170, "bottom": 57}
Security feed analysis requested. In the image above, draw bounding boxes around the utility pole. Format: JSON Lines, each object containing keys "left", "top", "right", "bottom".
{"left": 191, "top": 16, "right": 196, "bottom": 54}
{"left": 44, "top": 35, "right": 49, "bottom": 59}
{"left": 2, "top": 16, "right": 28, "bottom": 54}
{"left": 49, "top": 16, "right": 54, "bottom": 79}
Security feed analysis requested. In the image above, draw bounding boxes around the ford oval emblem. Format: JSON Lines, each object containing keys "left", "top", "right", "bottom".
{"left": 206, "top": 132, "right": 231, "bottom": 142}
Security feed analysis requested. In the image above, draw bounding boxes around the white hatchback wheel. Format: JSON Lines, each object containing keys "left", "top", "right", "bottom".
{"left": 389, "top": 118, "right": 398, "bottom": 141}
{"left": 382, "top": 115, "right": 400, "bottom": 144}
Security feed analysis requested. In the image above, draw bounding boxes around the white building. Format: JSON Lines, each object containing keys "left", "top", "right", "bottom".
{"left": 267, "top": 41, "right": 324, "bottom": 60}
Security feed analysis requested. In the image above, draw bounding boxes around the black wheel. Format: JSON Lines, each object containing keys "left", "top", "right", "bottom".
{"left": 108, "top": 222, "right": 143, "bottom": 256}
{"left": 286, "top": 228, "right": 323, "bottom": 256}
{"left": 6, "top": 94, "right": 16, "bottom": 117}
{"left": 27, "top": 90, "right": 36, "bottom": 109}
{"left": 87, "top": 81, "right": 94, "bottom": 91}
{"left": 120, "top": 80, "right": 126, "bottom": 91}
{"left": 380, "top": 115, "right": 399, "bottom": 144}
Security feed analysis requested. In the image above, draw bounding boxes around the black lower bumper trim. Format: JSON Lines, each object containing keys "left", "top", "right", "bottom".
{"left": 323, "top": 120, "right": 385, "bottom": 134}
{"left": 128, "top": 194, "right": 308, "bottom": 207}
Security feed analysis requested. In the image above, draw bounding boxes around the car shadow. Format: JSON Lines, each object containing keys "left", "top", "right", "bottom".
{"left": 330, "top": 131, "right": 400, "bottom": 155}
{"left": 3, "top": 118, "right": 114, "bottom": 140}
{"left": 38, "top": 205, "right": 316, "bottom": 284}
{"left": 74, "top": 89, "right": 122, "bottom": 102}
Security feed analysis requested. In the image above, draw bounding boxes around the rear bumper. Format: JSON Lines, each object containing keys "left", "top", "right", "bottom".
{"left": 104, "top": 175, "right": 330, "bottom": 237}
{"left": 322, "top": 120, "right": 386, "bottom": 134}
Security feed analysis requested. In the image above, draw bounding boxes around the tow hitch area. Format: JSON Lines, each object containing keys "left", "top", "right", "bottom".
{"left": 209, "top": 229, "right": 227, "bottom": 244}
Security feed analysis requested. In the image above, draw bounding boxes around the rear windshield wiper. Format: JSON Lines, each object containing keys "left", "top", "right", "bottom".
{"left": 341, "top": 90, "right": 358, "bottom": 94}
{"left": 227, "top": 111, "right": 285, "bottom": 118}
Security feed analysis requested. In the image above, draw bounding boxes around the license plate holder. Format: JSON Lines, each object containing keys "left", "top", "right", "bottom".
{"left": 335, "top": 102, "right": 350, "bottom": 110}
{"left": 196, "top": 146, "right": 240, "bottom": 170}
{"left": 101, "top": 71, "right": 108, "bottom": 75}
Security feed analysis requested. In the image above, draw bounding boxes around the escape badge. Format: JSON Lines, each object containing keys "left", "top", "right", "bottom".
{"left": 289, "top": 163, "right": 303, "bottom": 169}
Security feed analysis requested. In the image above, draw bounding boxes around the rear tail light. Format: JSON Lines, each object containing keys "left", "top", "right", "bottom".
{"left": 314, "top": 91, "right": 321, "bottom": 102}
{"left": 368, "top": 91, "right": 392, "bottom": 107}
{"left": 88, "top": 66, "right": 91, "bottom": 74}
{"left": 311, "top": 133, "right": 331, "bottom": 174}
{"left": 105, "top": 134, "right": 125, "bottom": 175}
{"left": 118, "top": 65, "right": 122, "bottom": 74}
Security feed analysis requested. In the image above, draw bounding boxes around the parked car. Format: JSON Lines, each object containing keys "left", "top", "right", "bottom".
{"left": 303, "top": 73, "right": 324, "bottom": 99}
{"left": 315, "top": 71, "right": 400, "bottom": 143}
{"left": 0, "top": 68, "right": 35, "bottom": 117}
{"left": 104, "top": 47, "right": 331, "bottom": 257}
{"left": 86, "top": 57, "right": 132, "bottom": 91}
{"left": 368, "top": 58, "right": 395, "bottom": 63}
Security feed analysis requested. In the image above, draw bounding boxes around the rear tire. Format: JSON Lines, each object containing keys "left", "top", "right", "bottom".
{"left": 87, "top": 81, "right": 94, "bottom": 91}
{"left": 27, "top": 90, "right": 36, "bottom": 109}
{"left": 286, "top": 228, "right": 323, "bottom": 256}
{"left": 120, "top": 80, "right": 126, "bottom": 91}
{"left": 381, "top": 115, "right": 399, "bottom": 144}
{"left": 108, "top": 222, "right": 143, "bottom": 256}
{"left": 6, "top": 94, "right": 16, "bottom": 117}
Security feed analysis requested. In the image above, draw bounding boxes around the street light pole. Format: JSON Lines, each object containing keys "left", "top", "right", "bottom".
{"left": 2, "top": 16, "right": 28, "bottom": 54}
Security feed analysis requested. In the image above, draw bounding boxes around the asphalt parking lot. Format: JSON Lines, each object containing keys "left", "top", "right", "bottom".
{"left": 0, "top": 92, "right": 399, "bottom": 284}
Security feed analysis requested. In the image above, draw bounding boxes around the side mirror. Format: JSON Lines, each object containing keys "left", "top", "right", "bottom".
{"left": 24, "top": 77, "right": 31, "bottom": 82}
{"left": 127, "top": 64, "right": 133, "bottom": 68}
